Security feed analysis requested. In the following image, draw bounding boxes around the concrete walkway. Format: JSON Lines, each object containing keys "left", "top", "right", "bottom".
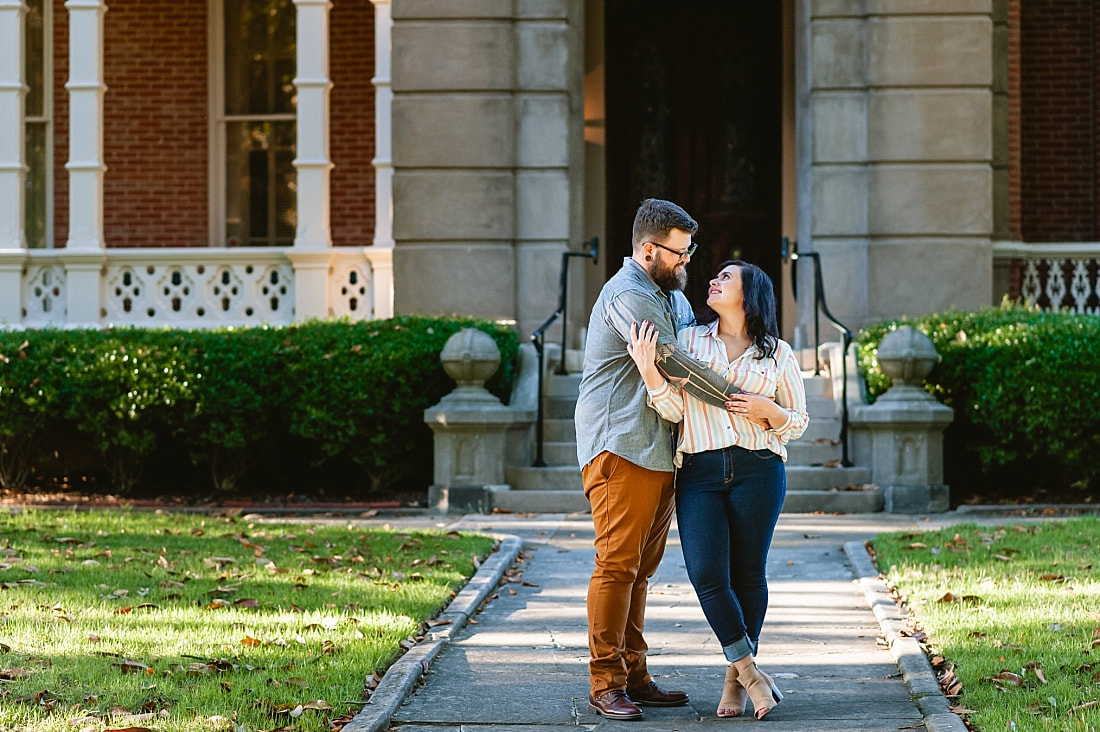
{"left": 336, "top": 512, "right": 975, "bottom": 732}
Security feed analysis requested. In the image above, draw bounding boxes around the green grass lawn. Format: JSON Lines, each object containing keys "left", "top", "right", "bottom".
{"left": 871, "top": 516, "right": 1100, "bottom": 731}
{"left": 0, "top": 509, "right": 496, "bottom": 732}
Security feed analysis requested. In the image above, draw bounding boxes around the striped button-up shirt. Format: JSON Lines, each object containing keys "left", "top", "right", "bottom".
{"left": 645, "top": 320, "right": 809, "bottom": 466}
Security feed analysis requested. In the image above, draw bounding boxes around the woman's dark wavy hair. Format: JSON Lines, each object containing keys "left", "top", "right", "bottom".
{"left": 695, "top": 260, "right": 779, "bottom": 362}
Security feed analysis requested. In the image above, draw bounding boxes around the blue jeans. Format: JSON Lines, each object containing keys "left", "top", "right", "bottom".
{"left": 676, "top": 445, "right": 785, "bottom": 662}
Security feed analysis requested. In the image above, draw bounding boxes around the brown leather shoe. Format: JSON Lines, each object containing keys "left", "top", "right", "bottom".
{"left": 588, "top": 690, "right": 644, "bottom": 720}
{"left": 626, "top": 680, "right": 690, "bottom": 707}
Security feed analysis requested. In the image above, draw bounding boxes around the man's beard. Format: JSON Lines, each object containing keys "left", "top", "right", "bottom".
{"left": 649, "top": 257, "right": 687, "bottom": 292}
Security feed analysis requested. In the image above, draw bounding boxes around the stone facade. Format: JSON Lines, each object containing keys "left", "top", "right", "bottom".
{"left": 797, "top": 0, "right": 995, "bottom": 331}
{"left": 390, "top": 0, "right": 584, "bottom": 340}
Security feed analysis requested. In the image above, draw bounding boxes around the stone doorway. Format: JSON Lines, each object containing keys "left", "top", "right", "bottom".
{"left": 604, "top": 1, "right": 784, "bottom": 321}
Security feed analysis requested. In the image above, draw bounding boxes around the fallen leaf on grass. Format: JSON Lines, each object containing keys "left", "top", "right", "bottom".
{"left": 1025, "top": 661, "right": 1046, "bottom": 683}
{"left": 903, "top": 542, "right": 928, "bottom": 550}
{"left": 948, "top": 704, "right": 977, "bottom": 714}
{"left": 936, "top": 592, "right": 982, "bottom": 605}
{"left": 114, "top": 660, "right": 153, "bottom": 674}
{"left": 985, "top": 670, "right": 1024, "bottom": 688}
{"left": 1069, "top": 700, "right": 1099, "bottom": 714}
{"left": 240, "top": 636, "right": 264, "bottom": 647}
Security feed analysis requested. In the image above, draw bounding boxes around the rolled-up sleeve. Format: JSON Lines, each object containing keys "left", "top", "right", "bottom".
{"left": 770, "top": 347, "right": 809, "bottom": 442}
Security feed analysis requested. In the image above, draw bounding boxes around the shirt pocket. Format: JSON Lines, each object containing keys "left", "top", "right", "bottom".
{"left": 745, "top": 361, "right": 778, "bottom": 398}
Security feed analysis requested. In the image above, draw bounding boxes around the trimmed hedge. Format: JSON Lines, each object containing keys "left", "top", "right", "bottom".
{"left": 857, "top": 302, "right": 1100, "bottom": 496}
{"left": 0, "top": 317, "right": 519, "bottom": 498}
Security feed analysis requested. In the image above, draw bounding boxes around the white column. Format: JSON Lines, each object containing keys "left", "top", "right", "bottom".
{"left": 288, "top": 0, "right": 333, "bottom": 320}
{"left": 61, "top": 0, "right": 106, "bottom": 328}
{"left": 0, "top": 0, "right": 26, "bottom": 251}
{"left": 0, "top": 1, "right": 27, "bottom": 324}
{"left": 367, "top": 0, "right": 393, "bottom": 318}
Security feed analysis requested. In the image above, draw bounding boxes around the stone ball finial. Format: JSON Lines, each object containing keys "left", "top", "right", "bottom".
{"left": 440, "top": 328, "right": 501, "bottom": 388}
{"left": 877, "top": 326, "right": 939, "bottom": 385}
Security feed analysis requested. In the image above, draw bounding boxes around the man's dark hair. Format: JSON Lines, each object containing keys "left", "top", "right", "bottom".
{"left": 697, "top": 259, "right": 780, "bottom": 362}
{"left": 631, "top": 198, "right": 698, "bottom": 249}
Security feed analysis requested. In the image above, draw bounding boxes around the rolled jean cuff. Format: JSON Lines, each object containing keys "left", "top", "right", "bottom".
{"left": 722, "top": 636, "right": 755, "bottom": 663}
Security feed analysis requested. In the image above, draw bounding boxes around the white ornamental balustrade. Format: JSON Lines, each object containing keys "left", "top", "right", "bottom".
{"left": 7, "top": 247, "right": 384, "bottom": 329}
{"left": 994, "top": 242, "right": 1100, "bottom": 314}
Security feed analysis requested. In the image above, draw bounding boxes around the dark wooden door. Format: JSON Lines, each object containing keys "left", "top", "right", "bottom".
{"left": 605, "top": 1, "right": 783, "bottom": 320}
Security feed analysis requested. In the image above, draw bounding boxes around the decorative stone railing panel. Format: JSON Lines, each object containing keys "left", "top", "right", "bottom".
{"left": 993, "top": 242, "right": 1100, "bottom": 314}
{"left": 1, "top": 246, "right": 392, "bottom": 329}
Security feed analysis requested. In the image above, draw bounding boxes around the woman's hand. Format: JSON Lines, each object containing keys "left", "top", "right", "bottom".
{"left": 725, "top": 392, "right": 784, "bottom": 429}
{"left": 627, "top": 320, "right": 666, "bottom": 390}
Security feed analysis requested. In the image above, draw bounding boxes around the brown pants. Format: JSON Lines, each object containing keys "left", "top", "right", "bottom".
{"left": 583, "top": 451, "right": 676, "bottom": 697}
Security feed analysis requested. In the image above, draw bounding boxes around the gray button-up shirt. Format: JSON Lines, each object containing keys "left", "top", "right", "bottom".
{"left": 575, "top": 258, "right": 694, "bottom": 472}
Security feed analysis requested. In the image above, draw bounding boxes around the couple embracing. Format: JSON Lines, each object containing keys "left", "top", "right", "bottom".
{"left": 575, "top": 198, "right": 809, "bottom": 721}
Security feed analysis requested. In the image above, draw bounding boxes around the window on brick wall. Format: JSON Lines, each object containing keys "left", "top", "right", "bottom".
{"left": 24, "top": 0, "right": 52, "bottom": 248}
{"left": 219, "top": 0, "right": 296, "bottom": 247}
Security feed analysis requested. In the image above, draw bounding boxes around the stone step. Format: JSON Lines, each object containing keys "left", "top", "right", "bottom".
{"left": 488, "top": 486, "right": 884, "bottom": 514}
{"left": 506, "top": 465, "right": 584, "bottom": 492}
{"left": 786, "top": 465, "right": 871, "bottom": 491}
{"left": 537, "top": 441, "right": 578, "bottom": 466}
{"left": 805, "top": 395, "right": 839, "bottom": 418}
{"left": 544, "top": 418, "right": 577, "bottom": 442}
{"left": 782, "top": 487, "right": 883, "bottom": 513}
{"left": 800, "top": 417, "right": 842, "bottom": 442}
{"left": 785, "top": 439, "right": 843, "bottom": 466}
{"left": 490, "top": 489, "right": 588, "bottom": 514}
{"left": 544, "top": 395, "right": 577, "bottom": 419}
{"left": 801, "top": 374, "right": 832, "bottom": 398}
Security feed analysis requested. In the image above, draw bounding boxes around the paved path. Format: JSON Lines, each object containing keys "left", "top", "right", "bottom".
{"left": 347, "top": 511, "right": 965, "bottom": 732}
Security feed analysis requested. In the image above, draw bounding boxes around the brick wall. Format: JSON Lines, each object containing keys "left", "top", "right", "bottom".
{"left": 1018, "top": 0, "right": 1098, "bottom": 241}
{"left": 51, "top": 0, "right": 376, "bottom": 249}
{"left": 103, "top": 0, "right": 209, "bottom": 248}
{"left": 330, "top": 1, "right": 376, "bottom": 247}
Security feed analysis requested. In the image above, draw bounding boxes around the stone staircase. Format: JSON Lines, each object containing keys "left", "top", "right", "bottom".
{"left": 494, "top": 351, "right": 883, "bottom": 514}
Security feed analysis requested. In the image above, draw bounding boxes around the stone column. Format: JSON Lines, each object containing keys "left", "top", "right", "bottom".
{"left": 391, "top": 2, "right": 516, "bottom": 322}
{"left": 0, "top": 0, "right": 25, "bottom": 250}
{"left": 513, "top": 1, "right": 579, "bottom": 340}
{"left": 366, "top": 0, "right": 394, "bottom": 319}
{"left": 60, "top": 0, "right": 107, "bottom": 328}
{"left": 390, "top": 1, "right": 582, "bottom": 338}
{"left": 850, "top": 326, "right": 953, "bottom": 513}
{"left": 797, "top": 0, "right": 994, "bottom": 331}
{"left": 0, "top": 1, "right": 27, "bottom": 324}
{"left": 424, "top": 328, "right": 534, "bottom": 514}
{"left": 288, "top": 0, "right": 334, "bottom": 320}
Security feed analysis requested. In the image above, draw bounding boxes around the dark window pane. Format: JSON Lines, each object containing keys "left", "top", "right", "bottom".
{"left": 225, "top": 121, "right": 296, "bottom": 247}
{"left": 224, "top": 0, "right": 296, "bottom": 116}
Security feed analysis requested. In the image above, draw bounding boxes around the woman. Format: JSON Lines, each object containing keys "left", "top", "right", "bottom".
{"left": 627, "top": 260, "right": 808, "bottom": 720}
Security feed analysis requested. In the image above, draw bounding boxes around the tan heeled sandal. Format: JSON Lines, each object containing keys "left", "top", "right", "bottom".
{"left": 717, "top": 664, "right": 747, "bottom": 718}
{"left": 738, "top": 662, "right": 782, "bottom": 720}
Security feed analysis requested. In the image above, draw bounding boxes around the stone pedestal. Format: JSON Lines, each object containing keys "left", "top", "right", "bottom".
{"left": 850, "top": 326, "right": 953, "bottom": 513}
{"left": 424, "top": 328, "right": 533, "bottom": 514}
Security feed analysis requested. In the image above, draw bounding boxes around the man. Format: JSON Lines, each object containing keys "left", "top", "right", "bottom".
{"left": 576, "top": 198, "right": 733, "bottom": 721}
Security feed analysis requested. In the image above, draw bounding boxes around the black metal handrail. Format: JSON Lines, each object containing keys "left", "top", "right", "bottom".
{"left": 784, "top": 238, "right": 855, "bottom": 467}
{"left": 529, "top": 237, "right": 599, "bottom": 467}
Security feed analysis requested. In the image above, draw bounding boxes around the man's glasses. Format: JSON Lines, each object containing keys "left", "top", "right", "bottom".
{"left": 647, "top": 240, "right": 697, "bottom": 261}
